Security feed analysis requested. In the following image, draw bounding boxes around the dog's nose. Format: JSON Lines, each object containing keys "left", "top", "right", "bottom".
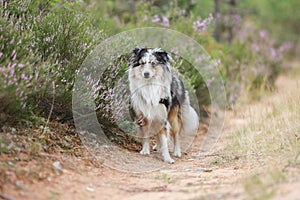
{"left": 143, "top": 72, "right": 150, "bottom": 78}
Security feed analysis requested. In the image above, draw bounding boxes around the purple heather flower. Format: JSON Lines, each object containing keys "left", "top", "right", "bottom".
{"left": 151, "top": 15, "right": 160, "bottom": 24}
{"left": 193, "top": 14, "right": 214, "bottom": 34}
{"left": 162, "top": 16, "right": 170, "bottom": 27}
{"left": 18, "top": 63, "right": 24, "bottom": 68}
{"left": 215, "top": 12, "right": 221, "bottom": 19}
{"left": 259, "top": 30, "right": 267, "bottom": 38}
{"left": 22, "top": 102, "right": 26, "bottom": 109}
{"left": 151, "top": 15, "right": 170, "bottom": 27}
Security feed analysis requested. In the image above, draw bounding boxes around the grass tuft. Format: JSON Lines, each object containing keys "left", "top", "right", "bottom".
{"left": 223, "top": 74, "right": 300, "bottom": 197}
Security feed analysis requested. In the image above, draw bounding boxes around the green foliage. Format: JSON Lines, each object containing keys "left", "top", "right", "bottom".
{"left": 240, "top": 0, "right": 300, "bottom": 43}
{"left": 0, "top": 1, "right": 104, "bottom": 123}
{"left": 34, "top": 3, "right": 102, "bottom": 90}
{"left": 0, "top": 3, "right": 45, "bottom": 120}
{"left": 175, "top": 57, "right": 211, "bottom": 106}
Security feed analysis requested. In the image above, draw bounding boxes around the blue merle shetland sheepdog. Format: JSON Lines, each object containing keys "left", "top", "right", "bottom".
{"left": 128, "top": 47, "right": 199, "bottom": 163}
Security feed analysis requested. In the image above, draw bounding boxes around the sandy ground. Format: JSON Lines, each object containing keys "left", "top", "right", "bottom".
{"left": 3, "top": 129, "right": 248, "bottom": 200}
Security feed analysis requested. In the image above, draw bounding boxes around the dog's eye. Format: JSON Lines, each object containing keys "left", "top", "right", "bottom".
{"left": 150, "top": 60, "right": 156, "bottom": 65}
{"left": 140, "top": 61, "right": 146, "bottom": 65}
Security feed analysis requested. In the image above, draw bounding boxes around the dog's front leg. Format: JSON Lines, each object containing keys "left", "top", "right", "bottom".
{"left": 139, "top": 126, "right": 150, "bottom": 155}
{"left": 159, "top": 123, "right": 174, "bottom": 163}
{"left": 140, "top": 138, "right": 150, "bottom": 155}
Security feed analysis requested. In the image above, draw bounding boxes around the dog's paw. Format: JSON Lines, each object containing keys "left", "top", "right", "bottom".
{"left": 173, "top": 148, "right": 182, "bottom": 157}
{"left": 164, "top": 157, "right": 175, "bottom": 164}
{"left": 140, "top": 149, "right": 150, "bottom": 155}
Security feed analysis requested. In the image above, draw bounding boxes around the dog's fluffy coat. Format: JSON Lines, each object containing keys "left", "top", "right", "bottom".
{"left": 128, "top": 48, "right": 199, "bottom": 163}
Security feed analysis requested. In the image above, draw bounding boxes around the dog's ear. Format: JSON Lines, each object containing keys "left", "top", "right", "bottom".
{"left": 129, "top": 47, "right": 148, "bottom": 68}
{"left": 153, "top": 50, "right": 173, "bottom": 71}
{"left": 153, "top": 51, "right": 173, "bottom": 64}
{"left": 132, "top": 48, "right": 148, "bottom": 56}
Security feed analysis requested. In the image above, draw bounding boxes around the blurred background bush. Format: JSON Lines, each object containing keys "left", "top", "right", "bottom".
{"left": 0, "top": 0, "right": 299, "bottom": 129}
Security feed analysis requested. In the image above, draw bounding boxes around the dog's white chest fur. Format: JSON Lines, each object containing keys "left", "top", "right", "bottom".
{"left": 130, "top": 81, "right": 170, "bottom": 120}
{"left": 140, "top": 84, "right": 164, "bottom": 106}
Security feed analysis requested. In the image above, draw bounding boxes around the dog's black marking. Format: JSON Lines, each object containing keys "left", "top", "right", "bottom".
{"left": 153, "top": 51, "right": 170, "bottom": 66}
{"left": 130, "top": 47, "right": 148, "bottom": 68}
{"left": 170, "top": 77, "right": 185, "bottom": 108}
{"left": 159, "top": 97, "right": 170, "bottom": 110}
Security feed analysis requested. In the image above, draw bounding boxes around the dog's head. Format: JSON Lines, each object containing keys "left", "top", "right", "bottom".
{"left": 128, "top": 47, "right": 173, "bottom": 80}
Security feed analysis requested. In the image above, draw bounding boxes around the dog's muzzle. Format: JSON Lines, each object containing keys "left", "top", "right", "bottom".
{"left": 143, "top": 72, "right": 150, "bottom": 79}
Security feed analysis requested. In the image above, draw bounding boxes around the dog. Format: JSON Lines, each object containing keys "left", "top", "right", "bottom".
{"left": 127, "top": 47, "right": 199, "bottom": 163}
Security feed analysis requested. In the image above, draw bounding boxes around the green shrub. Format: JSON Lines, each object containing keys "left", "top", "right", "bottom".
{"left": 0, "top": 1, "right": 104, "bottom": 123}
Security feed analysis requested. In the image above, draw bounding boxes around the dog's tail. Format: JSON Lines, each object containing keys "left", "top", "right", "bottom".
{"left": 180, "top": 91, "right": 199, "bottom": 135}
